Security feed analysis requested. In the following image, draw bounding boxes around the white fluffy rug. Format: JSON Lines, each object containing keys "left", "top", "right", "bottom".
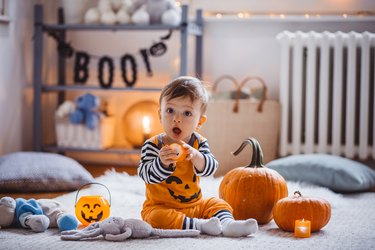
{"left": 1, "top": 170, "right": 374, "bottom": 250}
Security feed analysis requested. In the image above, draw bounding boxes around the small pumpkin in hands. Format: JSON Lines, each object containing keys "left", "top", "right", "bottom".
{"left": 169, "top": 143, "right": 186, "bottom": 162}
{"left": 273, "top": 191, "right": 331, "bottom": 232}
{"left": 219, "top": 138, "right": 288, "bottom": 224}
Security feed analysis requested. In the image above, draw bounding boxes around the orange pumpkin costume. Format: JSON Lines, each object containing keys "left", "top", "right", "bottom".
{"left": 138, "top": 132, "right": 233, "bottom": 229}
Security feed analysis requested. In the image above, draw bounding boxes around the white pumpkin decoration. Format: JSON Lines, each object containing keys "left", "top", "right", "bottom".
{"left": 131, "top": 6, "right": 150, "bottom": 25}
{"left": 84, "top": 8, "right": 100, "bottom": 24}
{"left": 101, "top": 11, "right": 117, "bottom": 25}
{"left": 116, "top": 8, "right": 131, "bottom": 24}
{"left": 162, "top": 8, "right": 181, "bottom": 26}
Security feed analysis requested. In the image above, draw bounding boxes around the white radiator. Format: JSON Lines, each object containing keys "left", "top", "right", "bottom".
{"left": 277, "top": 31, "right": 375, "bottom": 159}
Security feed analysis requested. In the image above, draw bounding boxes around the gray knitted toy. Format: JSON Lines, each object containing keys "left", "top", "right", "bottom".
{"left": 61, "top": 216, "right": 199, "bottom": 241}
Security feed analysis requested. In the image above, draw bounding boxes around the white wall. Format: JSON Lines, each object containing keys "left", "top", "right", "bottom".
{"left": 0, "top": 0, "right": 33, "bottom": 154}
{"left": 0, "top": 0, "right": 374, "bottom": 155}
{"left": 189, "top": 0, "right": 374, "bottom": 13}
{"left": 202, "top": 18, "right": 375, "bottom": 99}
{"left": 0, "top": 0, "right": 59, "bottom": 155}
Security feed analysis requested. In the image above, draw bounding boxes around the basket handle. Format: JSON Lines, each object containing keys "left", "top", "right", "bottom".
{"left": 212, "top": 75, "right": 268, "bottom": 113}
{"left": 212, "top": 75, "right": 239, "bottom": 91}
{"left": 238, "top": 76, "right": 268, "bottom": 113}
{"left": 74, "top": 182, "right": 112, "bottom": 207}
{"left": 212, "top": 75, "right": 241, "bottom": 113}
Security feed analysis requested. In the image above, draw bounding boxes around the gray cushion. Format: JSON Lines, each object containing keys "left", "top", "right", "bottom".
{"left": 0, "top": 152, "right": 94, "bottom": 192}
{"left": 267, "top": 154, "right": 375, "bottom": 193}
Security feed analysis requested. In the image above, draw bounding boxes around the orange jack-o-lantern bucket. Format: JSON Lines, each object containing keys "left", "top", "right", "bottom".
{"left": 74, "top": 182, "right": 111, "bottom": 226}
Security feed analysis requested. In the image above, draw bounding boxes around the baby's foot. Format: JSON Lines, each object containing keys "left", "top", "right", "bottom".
{"left": 222, "top": 219, "right": 258, "bottom": 237}
{"left": 196, "top": 217, "right": 222, "bottom": 236}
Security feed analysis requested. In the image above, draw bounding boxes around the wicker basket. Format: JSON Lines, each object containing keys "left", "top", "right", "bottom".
{"left": 55, "top": 116, "right": 115, "bottom": 149}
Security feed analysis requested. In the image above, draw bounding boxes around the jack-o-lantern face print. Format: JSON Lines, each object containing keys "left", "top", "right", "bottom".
{"left": 75, "top": 196, "right": 110, "bottom": 226}
{"left": 166, "top": 174, "right": 201, "bottom": 203}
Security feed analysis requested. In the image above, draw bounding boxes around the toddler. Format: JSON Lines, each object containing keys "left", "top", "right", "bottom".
{"left": 138, "top": 76, "right": 258, "bottom": 237}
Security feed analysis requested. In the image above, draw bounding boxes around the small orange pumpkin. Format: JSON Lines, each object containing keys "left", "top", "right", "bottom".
{"left": 75, "top": 183, "right": 111, "bottom": 226}
{"left": 219, "top": 138, "right": 288, "bottom": 224}
{"left": 273, "top": 191, "right": 331, "bottom": 232}
{"left": 169, "top": 143, "right": 186, "bottom": 162}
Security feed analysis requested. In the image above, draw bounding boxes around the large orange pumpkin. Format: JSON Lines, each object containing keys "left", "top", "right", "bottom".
{"left": 273, "top": 191, "right": 331, "bottom": 232}
{"left": 219, "top": 138, "right": 288, "bottom": 224}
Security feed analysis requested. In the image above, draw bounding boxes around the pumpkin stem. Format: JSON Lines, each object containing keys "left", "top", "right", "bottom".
{"left": 294, "top": 191, "right": 302, "bottom": 197}
{"left": 232, "top": 137, "right": 264, "bottom": 168}
{"left": 252, "top": 138, "right": 264, "bottom": 165}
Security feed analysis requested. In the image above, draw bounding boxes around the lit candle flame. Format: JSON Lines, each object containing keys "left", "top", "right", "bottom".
{"left": 143, "top": 116, "right": 151, "bottom": 134}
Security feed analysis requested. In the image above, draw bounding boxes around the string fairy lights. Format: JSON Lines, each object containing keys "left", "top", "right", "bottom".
{"left": 204, "top": 10, "right": 375, "bottom": 21}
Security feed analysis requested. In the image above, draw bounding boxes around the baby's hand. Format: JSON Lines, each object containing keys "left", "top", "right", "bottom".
{"left": 180, "top": 141, "right": 198, "bottom": 161}
{"left": 180, "top": 141, "right": 205, "bottom": 172}
{"left": 159, "top": 145, "right": 178, "bottom": 170}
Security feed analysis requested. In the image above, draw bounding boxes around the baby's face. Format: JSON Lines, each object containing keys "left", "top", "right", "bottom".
{"left": 159, "top": 96, "right": 205, "bottom": 143}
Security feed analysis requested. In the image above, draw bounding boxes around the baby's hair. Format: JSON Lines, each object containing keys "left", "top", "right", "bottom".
{"left": 159, "top": 76, "right": 209, "bottom": 113}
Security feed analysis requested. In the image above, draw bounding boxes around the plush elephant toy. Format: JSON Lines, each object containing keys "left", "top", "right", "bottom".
{"left": 61, "top": 217, "right": 200, "bottom": 241}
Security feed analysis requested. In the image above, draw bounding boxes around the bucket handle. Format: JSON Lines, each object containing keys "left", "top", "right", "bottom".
{"left": 74, "top": 182, "right": 112, "bottom": 207}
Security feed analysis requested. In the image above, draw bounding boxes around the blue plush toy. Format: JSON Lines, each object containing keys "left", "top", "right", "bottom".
{"left": 70, "top": 93, "right": 101, "bottom": 130}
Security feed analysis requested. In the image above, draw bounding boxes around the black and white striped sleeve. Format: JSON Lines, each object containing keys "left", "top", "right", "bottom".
{"left": 195, "top": 139, "right": 218, "bottom": 177}
{"left": 138, "top": 140, "right": 173, "bottom": 184}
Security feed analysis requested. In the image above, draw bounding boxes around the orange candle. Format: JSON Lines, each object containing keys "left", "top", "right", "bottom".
{"left": 294, "top": 219, "right": 311, "bottom": 238}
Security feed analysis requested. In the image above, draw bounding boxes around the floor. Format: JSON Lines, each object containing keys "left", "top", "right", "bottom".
{"left": 0, "top": 164, "right": 136, "bottom": 200}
